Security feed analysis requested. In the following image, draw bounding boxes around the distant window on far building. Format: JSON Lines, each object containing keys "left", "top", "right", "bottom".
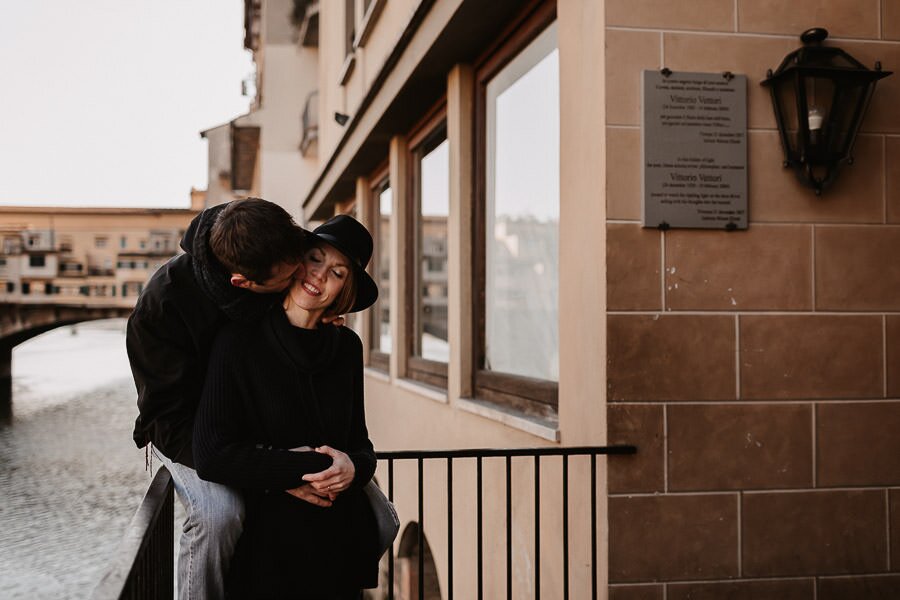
{"left": 120, "top": 236, "right": 127, "bottom": 249}
{"left": 5, "top": 282, "right": 13, "bottom": 293}
{"left": 29, "top": 255, "right": 46, "bottom": 268}
{"left": 95, "top": 236, "right": 108, "bottom": 248}
{"left": 0, "top": 258, "right": 7, "bottom": 266}
{"left": 22, "top": 282, "right": 30, "bottom": 295}
{"left": 44, "top": 283, "right": 52, "bottom": 295}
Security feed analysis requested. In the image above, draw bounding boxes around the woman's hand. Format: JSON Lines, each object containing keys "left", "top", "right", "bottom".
{"left": 285, "top": 483, "right": 336, "bottom": 507}
{"left": 301, "top": 445, "right": 356, "bottom": 494}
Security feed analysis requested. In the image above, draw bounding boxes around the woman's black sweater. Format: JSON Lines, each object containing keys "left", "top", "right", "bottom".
{"left": 193, "top": 306, "right": 378, "bottom": 598}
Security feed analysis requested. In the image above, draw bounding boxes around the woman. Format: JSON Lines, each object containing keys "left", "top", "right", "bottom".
{"left": 193, "top": 215, "right": 381, "bottom": 599}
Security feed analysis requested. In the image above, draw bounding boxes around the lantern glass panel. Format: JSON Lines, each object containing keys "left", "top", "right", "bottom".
{"left": 828, "top": 80, "right": 868, "bottom": 159}
{"left": 773, "top": 76, "right": 800, "bottom": 159}
{"left": 801, "top": 74, "right": 836, "bottom": 163}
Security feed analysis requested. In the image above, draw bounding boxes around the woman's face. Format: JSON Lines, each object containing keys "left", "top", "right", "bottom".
{"left": 286, "top": 243, "right": 350, "bottom": 314}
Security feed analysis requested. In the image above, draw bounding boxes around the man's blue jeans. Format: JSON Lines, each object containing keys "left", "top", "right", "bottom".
{"left": 153, "top": 448, "right": 244, "bottom": 600}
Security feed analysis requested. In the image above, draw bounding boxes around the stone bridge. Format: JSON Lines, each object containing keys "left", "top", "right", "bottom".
{"left": 0, "top": 302, "right": 133, "bottom": 421}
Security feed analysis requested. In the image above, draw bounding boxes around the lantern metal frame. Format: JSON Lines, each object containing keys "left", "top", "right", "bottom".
{"left": 761, "top": 28, "right": 891, "bottom": 194}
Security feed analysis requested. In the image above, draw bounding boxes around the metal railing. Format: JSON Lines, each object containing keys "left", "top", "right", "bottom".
{"left": 92, "top": 467, "right": 174, "bottom": 600}
{"left": 94, "top": 445, "right": 635, "bottom": 599}
{"left": 378, "top": 445, "right": 635, "bottom": 600}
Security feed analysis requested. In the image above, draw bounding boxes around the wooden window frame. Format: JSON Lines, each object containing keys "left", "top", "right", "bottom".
{"left": 472, "top": 0, "right": 558, "bottom": 417}
{"left": 368, "top": 160, "right": 391, "bottom": 373}
{"left": 406, "top": 100, "right": 449, "bottom": 389}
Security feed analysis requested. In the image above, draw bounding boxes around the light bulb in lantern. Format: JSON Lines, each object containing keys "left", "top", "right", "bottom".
{"left": 808, "top": 106, "right": 824, "bottom": 131}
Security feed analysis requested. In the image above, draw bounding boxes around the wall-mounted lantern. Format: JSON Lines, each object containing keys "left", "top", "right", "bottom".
{"left": 761, "top": 28, "right": 891, "bottom": 194}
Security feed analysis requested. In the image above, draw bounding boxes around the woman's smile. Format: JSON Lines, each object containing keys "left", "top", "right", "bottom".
{"left": 301, "top": 281, "right": 322, "bottom": 296}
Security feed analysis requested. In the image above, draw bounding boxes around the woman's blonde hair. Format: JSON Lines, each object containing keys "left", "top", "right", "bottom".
{"left": 318, "top": 242, "right": 358, "bottom": 319}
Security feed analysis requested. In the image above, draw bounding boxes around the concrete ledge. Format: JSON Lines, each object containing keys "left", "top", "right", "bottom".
{"left": 364, "top": 367, "right": 391, "bottom": 383}
{"left": 456, "top": 397, "right": 560, "bottom": 442}
{"left": 396, "top": 378, "right": 449, "bottom": 404}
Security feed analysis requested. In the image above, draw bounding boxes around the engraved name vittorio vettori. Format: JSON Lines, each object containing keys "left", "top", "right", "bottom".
{"left": 642, "top": 70, "right": 748, "bottom": 230}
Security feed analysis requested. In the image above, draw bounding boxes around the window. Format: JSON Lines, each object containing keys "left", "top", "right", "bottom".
{"left": 120, "top": 236, "right": 127, "bottom": 249}
{"left": 408, "top": 112, "right": 449, "bottom": 388}
{"left": 0, "top": 258, "right": 7, "bottom": 266}
{"left": 368, "top": 167, "right": 391, "bottom": 371}
{"left": 5, "top": 282, "right": 13, "bottom": 293}
{"left": 339, "top": 0, "right": 357, "bottom": 84}
{"left": 475, "top": 9, "right": 559, "bottom": 414}
{"left": 22, "top": 282, "right": 30, "bottom": 295}
{"left": 44, "top": 282, "right": 52, "bottom": 295}
{"left": 29, "top": 255, "right": 46, "bottom": 268}
{"left": 95, "top": 236, "right": 108, "bottom": 248}
{"left": 344, "top": 0, "right": 355, "bottom": 56}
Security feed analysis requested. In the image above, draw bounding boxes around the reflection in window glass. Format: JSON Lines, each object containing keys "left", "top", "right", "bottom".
{"left": 485, "top": 23, "right": 559, "bottom": 382}
{"left": 417, "top": 137, "right": 449, "bottom": 363}
{"left": 375, "top": 183, "right": 392, "bottom": 354}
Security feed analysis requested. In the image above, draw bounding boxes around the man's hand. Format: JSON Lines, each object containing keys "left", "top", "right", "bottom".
{"left": 320, "top": 314, "right": 345, "bottom": 327}
{"left": 285, "top": 483, "right": 336, "bottom": 507}
{"left": 302, "top": 446, "right": 355, "bottom": 494}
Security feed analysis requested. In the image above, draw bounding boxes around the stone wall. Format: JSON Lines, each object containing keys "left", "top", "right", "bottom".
{"left": 605, "top": 1, "right": 900, "bottom": 597}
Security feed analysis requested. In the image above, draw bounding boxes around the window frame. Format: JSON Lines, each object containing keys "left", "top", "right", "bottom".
{"left": 405, "top": 100, "right": 449, "bottom": 389}
{"left": 367, "top": 160, "right": 391, "bottom": 373}
{"left": 472, "top": 0, "right": 559, "bottom": 416}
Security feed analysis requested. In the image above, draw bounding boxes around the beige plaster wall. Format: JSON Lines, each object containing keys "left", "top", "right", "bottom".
{"left": 353, "top": 1, "right": 612, "bottom": 597}
{"left": 243, "top": 40, "right": 319, "bottom": 218}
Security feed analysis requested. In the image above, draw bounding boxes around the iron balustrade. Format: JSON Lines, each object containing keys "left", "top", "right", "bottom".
{"left": 95, "top": 445, "right": 635, "bottom": 599}
{"left": 92, "top": 466, "right": 174, "bottom": 600}
{"left": 378, "top": 445, "right": 636, "bottom": 600}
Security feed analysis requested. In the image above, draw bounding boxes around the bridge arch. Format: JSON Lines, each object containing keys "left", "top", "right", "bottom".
{"left": 394, "top": 521, "right": 442, "bottom": 600}
{"left": 0, "top": 303, "right": 132, "bottom": 422}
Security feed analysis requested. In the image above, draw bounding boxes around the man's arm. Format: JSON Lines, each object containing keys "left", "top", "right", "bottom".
{"left": 127, "top": 304, "right": 200, "bottom": 467}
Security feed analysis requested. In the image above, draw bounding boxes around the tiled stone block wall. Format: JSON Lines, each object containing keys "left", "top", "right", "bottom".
{"left": 605, "top": 1, "right": 900, "bottom": 597}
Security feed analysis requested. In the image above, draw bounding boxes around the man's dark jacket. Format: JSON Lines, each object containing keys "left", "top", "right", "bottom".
{"left": 128, "top": 204, "right": 278, "bottom": 467}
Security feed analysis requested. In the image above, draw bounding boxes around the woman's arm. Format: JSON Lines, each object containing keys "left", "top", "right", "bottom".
{"left": 193, "top": 327, "right": 332, "bottom": 490}
{"left": 302, "top": 332, "right": 376, "bottom": 493}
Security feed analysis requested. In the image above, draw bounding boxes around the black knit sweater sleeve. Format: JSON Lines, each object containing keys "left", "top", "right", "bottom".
{"left": 193, "top": 326, "right": 332, "bottom": 490}
{"left": 344, "top": 330, "right": 377, "bottom": 490}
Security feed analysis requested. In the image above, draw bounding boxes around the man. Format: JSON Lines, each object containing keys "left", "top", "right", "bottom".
{"left": 128, "top": 198, "right": 335, "bottom": 599}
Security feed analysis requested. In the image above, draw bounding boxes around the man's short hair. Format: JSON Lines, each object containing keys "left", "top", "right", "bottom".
{"left": 210, "top": 198, "right": 307, "bottom": 283}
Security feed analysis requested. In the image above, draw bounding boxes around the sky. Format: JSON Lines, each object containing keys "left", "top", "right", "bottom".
{"left": 0, "top": 1, "right": 253, "bottom": 209}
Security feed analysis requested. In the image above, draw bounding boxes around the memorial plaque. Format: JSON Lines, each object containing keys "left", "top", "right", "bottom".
{"left": 642, "top": 70, "right": 748, "bottom": 229}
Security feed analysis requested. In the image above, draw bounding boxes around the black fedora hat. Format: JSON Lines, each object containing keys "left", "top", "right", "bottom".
{"left": 311, "top": 214, "right": 378, "bottom": 313}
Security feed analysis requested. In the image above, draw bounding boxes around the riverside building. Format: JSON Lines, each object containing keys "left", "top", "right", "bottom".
{"left": 209, "top": 1, "right": 900, "bottom": 597}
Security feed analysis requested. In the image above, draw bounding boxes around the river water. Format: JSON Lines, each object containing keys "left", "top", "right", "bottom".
{"left": 0, "top": 319, "right": 151, "bottom": 599}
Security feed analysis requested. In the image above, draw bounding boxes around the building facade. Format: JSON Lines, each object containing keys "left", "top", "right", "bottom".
{"left": 0, "top": 205, "right": 199, "bottom": 308}
{"left": 236, "top": 1, "right": 900, "bottom": 598}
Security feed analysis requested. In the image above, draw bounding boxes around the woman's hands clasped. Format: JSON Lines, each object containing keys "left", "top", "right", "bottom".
{"left": 285, "top": 445, "right": 356, "bottom": 507}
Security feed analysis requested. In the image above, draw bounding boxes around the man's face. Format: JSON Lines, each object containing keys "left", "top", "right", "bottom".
{"left": 238, "top": 260, "right": 303, "bottom": 294}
